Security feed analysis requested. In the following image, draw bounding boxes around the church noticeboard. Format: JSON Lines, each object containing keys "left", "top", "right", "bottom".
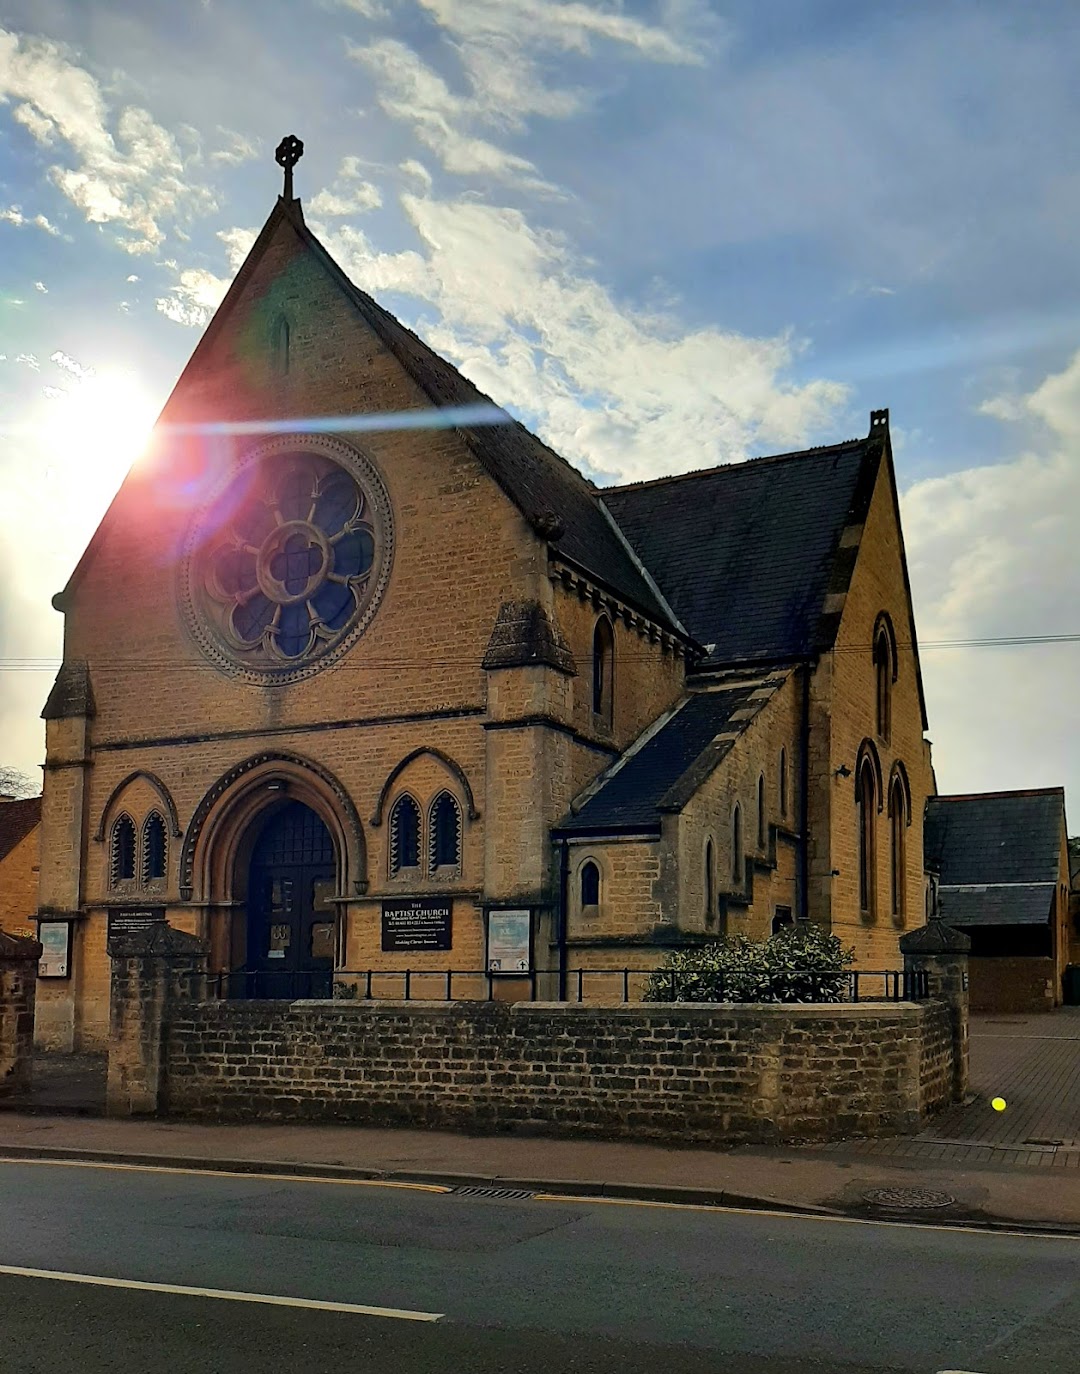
{"left": 107, "top": 908, "right": 166, "bottom": 940}
{"left": 381, "top": 898, "right": 452, "bottom": 952}
{"left": 486, "top": 909, "right": 532, "bottom": 974}
{"left": 37, "top": 921, "right": 72, "bottom": 979}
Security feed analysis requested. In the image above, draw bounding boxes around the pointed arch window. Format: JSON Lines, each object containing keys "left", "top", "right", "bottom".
{"left": 110, "top": 814, "right": 136, "bottom": 886}
{"left": 704, "top": 838, "right": 715, "bottom": 920}
{"left": 429, "top": 792, "right": 462, "bottom": 872}
{"left": 580, "top": 860, "right": 600, "bottom": 909}
{"left": 731, "top": 803, "right": 743, "bottom": 885}
{"left": 858, "top": 760, "right": 877, "bottom": 916}
{"left": 889, "top": 776, "right": 907, "bottom": 921}
{"left": 592, "top": 617, "right": 614, "bottom": 727}
{"left": 873, "top": 614, "right": 897, "bottom": 744}
{"left": 143, "top": 811, "right": 167, "bottom": 883}
{"left": 273, "top": 314, "right": 291, "bottom": 375}
{"left": 757, "top": 773, "right": 766, "bottom": 849}
{"left": 389, "top": 794, "right": 420, "bottom": 874}
{"left": 779, "top": 747, "right": 788, "bottom": 819}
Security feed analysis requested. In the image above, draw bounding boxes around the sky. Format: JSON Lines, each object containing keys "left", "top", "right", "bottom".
{"left": 1, "top": 0, "right": 1079, "bottom": 818}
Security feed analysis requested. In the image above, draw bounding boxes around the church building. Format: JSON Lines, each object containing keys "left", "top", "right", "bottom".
{"left": 34, "top": 143, "right": 936, "bottom": 1051}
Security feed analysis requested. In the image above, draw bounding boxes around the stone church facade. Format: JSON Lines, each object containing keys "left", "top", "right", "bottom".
{"left": 34, "top": 180, "right": 935, "bottom": 1051}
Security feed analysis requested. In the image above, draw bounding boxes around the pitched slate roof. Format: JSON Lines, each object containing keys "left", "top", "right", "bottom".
{"left": 59, "top": 199, "right": 681, "bottom": 636}
{"left": 556, "top": 674, "right": 787, "bottom": 835}
{"left": 317, "top": 252, "right": 679, "bottom": 632}
{"left": 602, "top": 437, "right": 880, "bottom": 667}
{"left": 936, "top": 884, "right": 1055, "bottom": 928}
{"left": 924, "top": 789, "right": 1066, "bottom": 887}
{"left": 0, "top": 796, "right": 42, "bottom": 863}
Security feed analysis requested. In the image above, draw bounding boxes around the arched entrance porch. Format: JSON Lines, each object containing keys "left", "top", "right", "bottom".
{"left": 179, "top": 751, "right": 367, "bottom": 997}
{"left": 238, "top": 800, "right": 336, "bottom": 998}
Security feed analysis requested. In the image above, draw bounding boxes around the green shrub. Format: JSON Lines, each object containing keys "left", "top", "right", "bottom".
{"left": 643, "top": 923, "right": 854, "bottom": 1004}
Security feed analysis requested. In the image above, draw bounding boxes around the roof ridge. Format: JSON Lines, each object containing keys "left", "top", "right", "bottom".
{"left": 603, "top": 437, "right": 867, "bottom": 494}
{"left": 930, "top": 787, "right": 1065, "bottom": 803}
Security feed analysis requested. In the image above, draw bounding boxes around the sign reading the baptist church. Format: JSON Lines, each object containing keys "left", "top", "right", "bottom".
{"left": 487, "top": 909, "right": 531, "bottom": 974}
{"left": 37, "top": 921, "right": 72, "bottom": 979}
{"left": 107, "top": 908, "right": 166, "bottom": 940}
{"left": 381, "top": 898, "right": 452, "bottom": 952}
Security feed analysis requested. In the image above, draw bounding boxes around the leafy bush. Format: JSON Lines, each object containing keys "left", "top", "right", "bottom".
{"left": 643, "top": 923, "right": 854, "bottom": 1004}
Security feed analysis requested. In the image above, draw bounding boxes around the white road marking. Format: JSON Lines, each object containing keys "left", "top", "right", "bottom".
{"left": 0, "top": 1156, "right": 450, "bottom": 1192}
{"left": 0, "top": 1263, "right": 443, "bottom": 1321}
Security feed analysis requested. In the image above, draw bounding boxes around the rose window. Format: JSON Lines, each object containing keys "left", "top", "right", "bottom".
{"left": 183, "top": 441, "right": 392, "bottom": 680}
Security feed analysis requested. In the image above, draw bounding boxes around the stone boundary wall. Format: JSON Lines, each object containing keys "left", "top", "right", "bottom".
{"left": 915, "top": 999, "right": 953, "bottom": 1117}
{"left": 163, "top": 999, "right": 954, "bottom": 1144}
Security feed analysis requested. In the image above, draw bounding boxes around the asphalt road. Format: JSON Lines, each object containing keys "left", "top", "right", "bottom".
{"left": 0, "top": 1159, "right": 1077, "bottom": 1374}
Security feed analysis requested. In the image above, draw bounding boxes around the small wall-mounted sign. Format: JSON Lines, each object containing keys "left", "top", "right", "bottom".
{"left": 107, "top": 908, "right": 166, "bottom": 941}
{"left": 486, "top": 908, "right": 532, "bottom": 974}
{"left": 381, "top": 898, "right": 453, "bottom": 952}
{"left": 37, "top": 920, "right": 72, "bottom": 979}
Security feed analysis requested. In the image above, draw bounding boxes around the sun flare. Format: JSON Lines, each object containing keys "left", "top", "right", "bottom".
{"left": 37, "top": 365, "right": 158, "bottom": 512}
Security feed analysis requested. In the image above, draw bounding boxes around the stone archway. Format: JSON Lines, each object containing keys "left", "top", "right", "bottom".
{"left": 180, "top": 751, "right": 366, "bottom": 986}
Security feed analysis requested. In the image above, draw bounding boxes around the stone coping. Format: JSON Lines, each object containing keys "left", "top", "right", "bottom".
{"left": 177, "top": 998, "right": 926, "bottom": 1021}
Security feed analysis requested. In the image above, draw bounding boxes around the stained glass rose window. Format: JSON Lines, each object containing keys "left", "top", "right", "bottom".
{"left": 182, "top": 438, "right": 392, "bottom": 682}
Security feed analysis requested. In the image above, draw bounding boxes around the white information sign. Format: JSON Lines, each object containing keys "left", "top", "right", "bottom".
{"left": 487, "top": 909, "right": 531, "bottom": 974}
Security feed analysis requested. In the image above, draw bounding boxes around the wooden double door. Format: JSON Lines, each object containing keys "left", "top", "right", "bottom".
{"left": 244, "top": 801, "right": 336, "bottom": 999}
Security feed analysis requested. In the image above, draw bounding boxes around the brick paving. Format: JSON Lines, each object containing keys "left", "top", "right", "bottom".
{"left": 812, "top": 1007, "right": 1080, "bottom": 1169}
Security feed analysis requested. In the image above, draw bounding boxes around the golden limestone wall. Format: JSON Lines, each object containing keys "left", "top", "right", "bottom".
{"left": 0, "top": 822, "right": 39, "bottom": 938}
{"left": 44, "top": 212, "right": 560, "bottom": 1046}
{"left": 676, "top": 675, "right": 802, "bottom": 945}
{"left": 817, "top": 450, "right": 935, "bottom": 968}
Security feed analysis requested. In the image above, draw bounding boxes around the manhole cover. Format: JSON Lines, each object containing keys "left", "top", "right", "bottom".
{"left": 454, "top": 1186, "right": 534, "bottom": 1200}
{"left": 863, "top": 1187, "right": 956, "bottom": 1210}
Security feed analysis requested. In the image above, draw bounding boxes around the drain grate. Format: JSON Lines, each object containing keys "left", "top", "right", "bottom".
{"left": 454, "top": 1185, "right": 535, "bottom": 1201}
{"left": 864, "top": 1187, "right": 956, "bottom": 1210}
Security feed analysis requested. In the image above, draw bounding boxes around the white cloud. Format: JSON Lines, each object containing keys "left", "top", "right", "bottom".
{"left": 346, "top": 4, "right": 718, "bottom": 189}
{"left": 210, "top": 128, "right": 259, "bottom": 165}
{"left": 155, "top": 266, "right": 230, "bottom": 328}
{"left": 34, "top": 281, "right": 47, "bottom": 293}
{"left": 51, "top": 351, "right": 93, "bottom": 379}
{"left": 126, "top": 273, "right": 139, "bottom": 282}
{"left": 15, "top": 353, "right": 39, "bottom": 370}
{"left": 347, "top": 38, "right": 558, "bottom": 190}
{"left": 0, "top": 27, "right": 216, "bottom": 252}
{"left": 322, "top": 190, "right": 847, "bottom": 481}
{"left": 0, "top": 205, "right": 60, "bottom": 235}
{"left": 400, "top": 158, "right": 433, "bottom": 191}
{"left": 415, "top": 0, "right": 712, "bottom": 67}
{"left": 216, "top": 226, "right": 257, "bottom": 272}
{"left": 12, "top": 100, "right": 55, "bottom": 142}
{"left": 308, "top": 157, "right": 382, "bottom": 216}
{"left": 334, "top": 0, "right": 390, "bottom": 16}
{"left": 903, "top": 349, "right": 1080, "bottom": 810}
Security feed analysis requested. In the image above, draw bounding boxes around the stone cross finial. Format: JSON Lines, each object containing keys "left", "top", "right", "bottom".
{"left": 275, "top": 134, "right": 304, "bottom": 201}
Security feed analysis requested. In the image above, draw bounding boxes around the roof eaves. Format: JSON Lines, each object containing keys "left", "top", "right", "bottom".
{"left": 564, "top": 696, "right": 692, "bottom": 820}
{"left": 596, "top": 497, "right": 690, "bottom": 638}
{"left": 657, "top": 678, "right": 786, "bottom": 813}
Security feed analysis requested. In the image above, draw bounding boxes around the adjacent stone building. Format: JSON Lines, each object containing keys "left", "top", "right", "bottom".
{"left": 925, "top": 788, "right": 1073, "bottom": 1013}
{"left": 35, "top": 167, "right": 937, "bottom": 1050}
{"left": 0, "top": 796, "right": 41, "bottom": 940}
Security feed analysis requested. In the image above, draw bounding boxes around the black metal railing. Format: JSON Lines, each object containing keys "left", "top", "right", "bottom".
{"left": 209, "top": 966, "right": 929, "bottom": 1004}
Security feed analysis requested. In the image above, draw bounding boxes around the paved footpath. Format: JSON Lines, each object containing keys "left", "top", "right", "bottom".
{"left": 1, "top": 1008, "right": 1076, "bottom": 1232}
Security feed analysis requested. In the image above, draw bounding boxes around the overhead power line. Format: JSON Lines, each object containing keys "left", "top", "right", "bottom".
{"left": 0, "top": 632, "right": 1078, "bottom": 672}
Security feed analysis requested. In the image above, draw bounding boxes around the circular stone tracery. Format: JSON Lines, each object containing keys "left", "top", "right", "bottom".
{"left": 181, "top": 436, "right": 392, "bottom": 683}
